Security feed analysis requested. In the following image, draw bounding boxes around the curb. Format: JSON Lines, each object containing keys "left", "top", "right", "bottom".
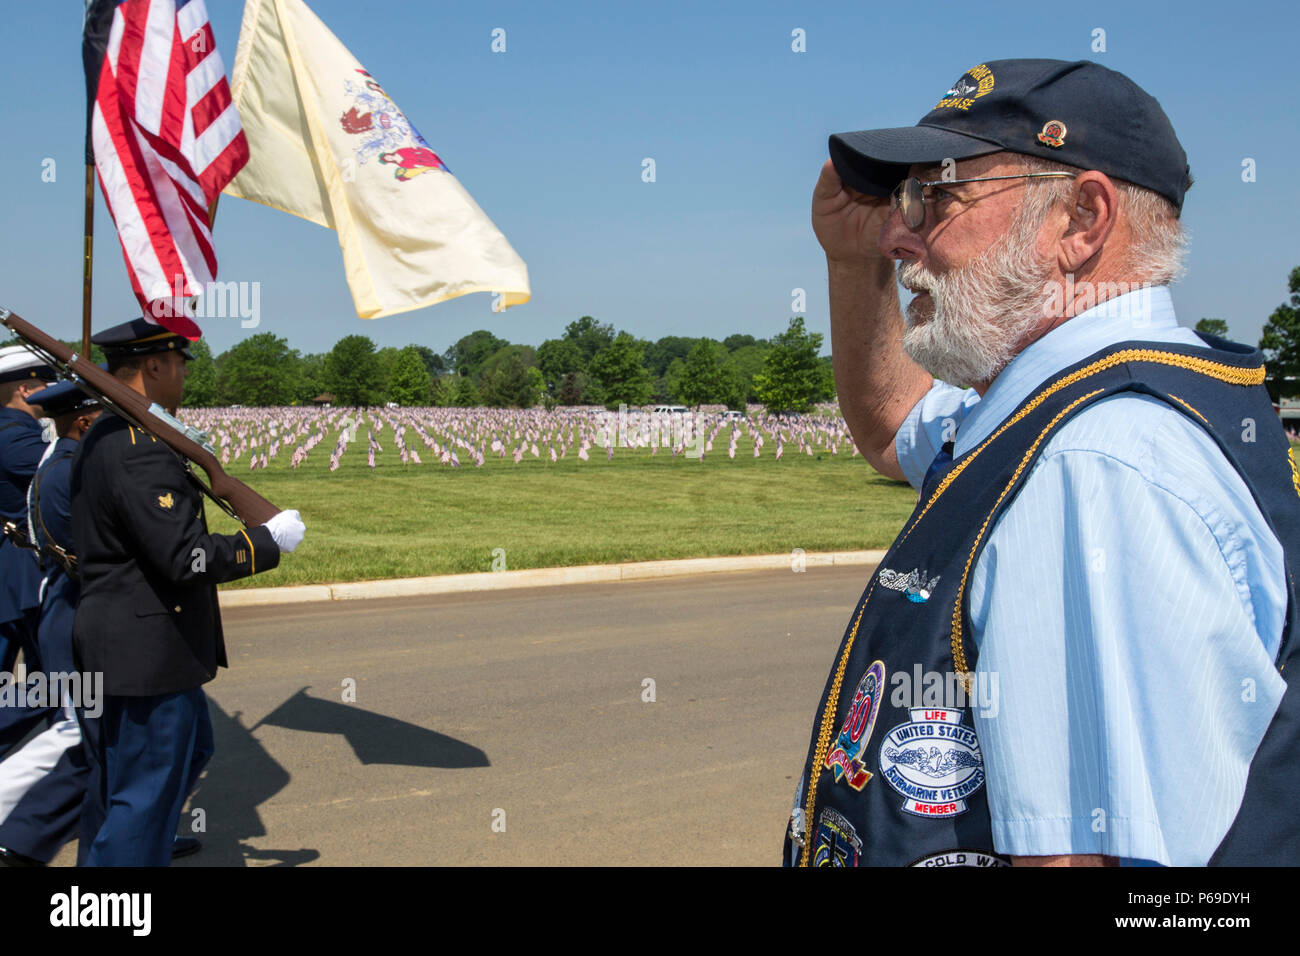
{"left": 217, "top": 549, "right": 888, "bottom": 608}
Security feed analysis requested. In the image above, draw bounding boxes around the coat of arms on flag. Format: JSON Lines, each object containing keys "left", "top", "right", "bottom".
{"left": 338, "top": 70, "right": 447, "bottom": 182}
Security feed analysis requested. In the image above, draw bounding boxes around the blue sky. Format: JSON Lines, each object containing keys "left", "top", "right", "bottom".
{"left": 1, "top": 0, "right": 1296, "bottom": 358}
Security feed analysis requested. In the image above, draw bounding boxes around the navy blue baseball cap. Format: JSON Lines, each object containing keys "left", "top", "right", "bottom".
{"left": 27, "top": 375, "right": 104, "bottom": 418}
{"left": 829, "top": 59, "right": 1191, "bottom": 213}
{"left": 93, "top": 318, "right": 196, "bottom": 360}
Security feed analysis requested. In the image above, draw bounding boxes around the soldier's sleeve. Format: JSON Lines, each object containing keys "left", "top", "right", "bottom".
{"left": 9, "top": 426, "right": 47, "bottom": 480}
{"left": 114, "top": 430, "right": 280, "bottom": 585}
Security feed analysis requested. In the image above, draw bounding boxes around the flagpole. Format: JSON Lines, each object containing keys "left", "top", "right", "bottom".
{"left": 81, "top": 164, "right": 94, "bottom": 358}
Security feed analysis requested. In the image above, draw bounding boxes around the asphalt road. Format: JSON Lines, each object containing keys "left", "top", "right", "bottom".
{"left": 52, "top": 565, "right": 873, "bottom": 866}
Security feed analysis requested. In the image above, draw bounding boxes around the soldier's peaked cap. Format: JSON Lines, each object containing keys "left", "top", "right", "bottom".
{"left": 93, "top": 319, "right": 195, "bottom": 360}
{"left": 27, "top": 376, "right": 104, "bottom": 417}
{"left": 0, "top": 345, "right": 57, "bottom": 385}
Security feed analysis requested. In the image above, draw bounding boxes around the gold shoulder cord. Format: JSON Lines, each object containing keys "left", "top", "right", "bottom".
{"left": 799, "top": 347, "right": 1263, "bottom": 866}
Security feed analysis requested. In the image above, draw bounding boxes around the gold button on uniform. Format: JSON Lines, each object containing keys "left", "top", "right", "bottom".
{"left": 174, "top": 605, "right": 182, "bottom": 612}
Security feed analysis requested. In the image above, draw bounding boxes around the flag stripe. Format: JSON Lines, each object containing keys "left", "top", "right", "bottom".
{"left": 132, "top": 0, "right": 174, "bottom": 134}
{"left": 190, "top": 70, "right": 232, "bottom": 140}
{"left": 87, "top": 0, "right": 247, "bottom": 335}
{"left": 93, "top": 102, "right": 167, "bottom": 303}
{"left": 196, "top": 124, "right": 250, "bottom": 199}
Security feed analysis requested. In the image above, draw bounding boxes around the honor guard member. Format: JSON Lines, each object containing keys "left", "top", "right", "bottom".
{"left": 793, "top": 59, "right": 1300, "bottom": 866}
{"left": 72, "top": 319, "right": 306, "bottom": 866}
{"left": 0, "top": 345, "right": 57, "bottom": 754}
{"left": 0, "top": 379, "right": 101, "bottom": 866}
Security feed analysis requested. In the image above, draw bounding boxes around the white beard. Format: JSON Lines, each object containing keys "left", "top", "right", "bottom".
{"left": 897, "top": 215, "right": 1056, "bottom": 389}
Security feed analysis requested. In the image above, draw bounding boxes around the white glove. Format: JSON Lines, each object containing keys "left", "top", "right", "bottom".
{"left": 264, "top": 509, "right": 306, "bottom": 553}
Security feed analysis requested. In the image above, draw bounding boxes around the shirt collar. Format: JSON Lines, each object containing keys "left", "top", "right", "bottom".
{"left": 953, "top": 286, "right": 1187, "bottom": 456}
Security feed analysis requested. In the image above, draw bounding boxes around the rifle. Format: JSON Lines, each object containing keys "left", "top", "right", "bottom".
{"left": 0, "top": 307, "right": 280, "bottom": 527}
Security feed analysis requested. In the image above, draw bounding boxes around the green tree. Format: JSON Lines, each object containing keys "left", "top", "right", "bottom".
{"left": 676, "top": 340, "right": 735, "bottom": 407}
{"left": 644, "top": 335, "right": 702, "bottom": 378}
{"left": 447, "top": 330, "right": 508, "bottom": 379}
{"left": 325, "top": 335, "right": 381, "bottom": 405}
{"left": 662, "top": 357, "right": 686, "bottom": 403}
{"left": 754, "top": 317, "right": 828, "bottom": 414}
{"left": 429, "top": 375, "right": 453, "bottom": 407}
{"left": 296, "top": 353, "right": 327, "bottom": 404}
{"left": 723, "top": 333, "right": 762, "bottom": 352}
{"left": 726, "top": 344, "right": 771, "bottom": 404}
{"left": 563, "top": 316, "right": 615, "bottom": 364}
{"left": 388, "top": 346, "right": 433, "bottom": 405}
{"left": 816, "top": 355, "right": 836, "bottom": 403}
{"left": 557, "top": 372, "right": 587, "bottom": 405}
{"left": 1261, "top": 268, "right": 1300, "bottom": 400}
{"left": 1195, "top": 318, "right": 1230, "bottom": 338}
{"left": 217, "top": 333, "right": 301, "bottom": 405}
{"left": 451, "top": 376, "right": 480, "bottom": 406}
{"left": 410, "top": 344, "right": 447, "bottom": 377}
{"left": 537, "top": 337, "right": 584, "bottom": 390}
{"left": 479, "top": 345, "right": 542, "bottom": 408}
{"left": 181, "top": 339, "right": 220, "bottom": 407}
{"left": 374, "top": 346, "right": 401, "bottom": 401}
{"left": 588, "top": 332, "right": 654, "bottom": 409}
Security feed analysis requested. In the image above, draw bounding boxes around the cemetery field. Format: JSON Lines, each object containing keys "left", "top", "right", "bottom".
{"left": 195, "top": 407, "right": 919, "bottom": 588}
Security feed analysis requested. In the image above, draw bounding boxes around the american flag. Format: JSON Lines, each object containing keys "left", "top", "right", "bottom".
{"left": 83, "top": 0, "right": 248, "bottom": 338}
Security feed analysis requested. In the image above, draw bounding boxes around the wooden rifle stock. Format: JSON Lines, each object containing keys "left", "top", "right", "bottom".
{"left": 0, "top": 307, "right": 280, "bottom": 527}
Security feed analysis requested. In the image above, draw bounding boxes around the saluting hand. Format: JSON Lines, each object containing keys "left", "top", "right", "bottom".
{"left": 811, "top": 158, "right": 893, "bottom": 263}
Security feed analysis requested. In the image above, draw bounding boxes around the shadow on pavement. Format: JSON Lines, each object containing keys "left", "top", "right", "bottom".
{"left": 176, "top": 688, "right": 489, "bottom": 866}
{"left": 178, "top": 700, "right": 320, "bottom": 868}
{"left": 251, "top": 686, "right": 491, "bottom": 768}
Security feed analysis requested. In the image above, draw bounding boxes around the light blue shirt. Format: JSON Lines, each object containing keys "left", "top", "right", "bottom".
{"left": 893, "top": 287, "right": 1287, "bottom": 866}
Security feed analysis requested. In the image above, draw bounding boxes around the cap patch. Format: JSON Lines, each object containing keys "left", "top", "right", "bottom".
{"left": 934, "top": 63, "right": 995, "bottom": 111}
{"left": 1037, "top": 120, "right": 1067, "bottom": 148}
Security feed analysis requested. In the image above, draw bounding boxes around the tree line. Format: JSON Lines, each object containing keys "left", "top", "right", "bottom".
{"left": 18, "top": 265, "right": 1293, "bottom": 412}
{"left": 163, "top": 315, "right": 837, "bottom": 413}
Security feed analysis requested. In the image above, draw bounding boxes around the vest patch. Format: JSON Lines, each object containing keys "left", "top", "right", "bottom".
{"left": 813, "top": 808, "right": 862, "bottom": 867}
{"left": 880, "top": 708, "right": 985, "bottom": 818}
{"left": 910, "top": 849, "right": 1010, "bottom": 867}
{"left": 878, "top": 567, "right": 941, "bottom": 603}
{"left": 825, "top": 660, "right": 886, "bottom": 790}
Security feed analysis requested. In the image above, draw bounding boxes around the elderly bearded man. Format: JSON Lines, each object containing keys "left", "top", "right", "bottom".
{"left": 786, "top": 59, "right": 1299, "bottom": 868}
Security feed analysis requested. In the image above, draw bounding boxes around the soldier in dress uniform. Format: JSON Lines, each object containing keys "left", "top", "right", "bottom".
{"left": 71, "top": 320, "right": 305, "bottom": 866}
{"left": 0, "top": 345, "right": 57, "bottom": 755}
{"left": 0, "top": 379, "right": 101, "bottom": 866}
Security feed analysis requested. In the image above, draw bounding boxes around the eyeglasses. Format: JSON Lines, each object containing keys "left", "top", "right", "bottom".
{"left": 890, "top": 172, "right": 1076, "bottom": 231}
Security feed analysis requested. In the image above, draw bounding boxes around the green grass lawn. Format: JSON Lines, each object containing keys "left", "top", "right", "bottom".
{"left": 203, "top": 423, "right": 918, "bottom": 589}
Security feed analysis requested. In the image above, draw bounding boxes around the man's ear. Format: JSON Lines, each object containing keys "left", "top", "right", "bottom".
{"left": 1057, "top": 171, "right": 1119, "bottom": 274}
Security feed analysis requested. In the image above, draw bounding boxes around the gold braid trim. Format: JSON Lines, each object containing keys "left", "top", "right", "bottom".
{"left": 799, "top": 584, "right": 874, "bottom": 867}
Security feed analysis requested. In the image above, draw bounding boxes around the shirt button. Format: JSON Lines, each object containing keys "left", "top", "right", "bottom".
{"left": 174, "top": 605, "right": 182, "bottom": 612}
